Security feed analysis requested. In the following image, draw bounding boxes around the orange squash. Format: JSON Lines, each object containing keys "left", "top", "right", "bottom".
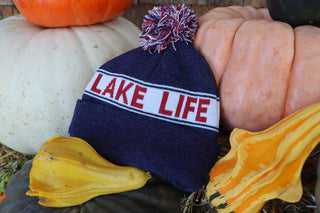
{"left": 13, "top": 0, "right": 133, "bottom": 27}
{"left": 0, "top": 192, "right": 5, "bottom": 203}
{"left": 206, "top": 102, "right": 320, "bottom": 213}
{"left": 194, "top": 6, "right": 320, "bottom": 132}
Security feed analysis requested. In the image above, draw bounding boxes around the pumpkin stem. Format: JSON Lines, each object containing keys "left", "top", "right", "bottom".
{"left": 180, "top": 188, "right": 214, "bottom": 213}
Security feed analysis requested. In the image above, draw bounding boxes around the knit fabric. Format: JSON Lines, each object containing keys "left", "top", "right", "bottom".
{"left": 69, "top": 4, "right": 220, "bottom": 192}
{"left": 69, "top": 41, "right": 220, "bottom": 192}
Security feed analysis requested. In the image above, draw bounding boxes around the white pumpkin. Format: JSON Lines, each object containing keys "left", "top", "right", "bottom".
{"left": 0, "top": 15, "right": 141, "bottom": 154}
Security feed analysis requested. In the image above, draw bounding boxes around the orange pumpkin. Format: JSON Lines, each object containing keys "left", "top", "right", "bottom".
{"left": 13, "top": 0, "right": 133, "bottom": 27}
{"left": 194, "top": 6, "right": 320, "bottom": 132}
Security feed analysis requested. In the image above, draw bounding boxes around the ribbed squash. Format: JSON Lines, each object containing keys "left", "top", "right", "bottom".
{"left": 195, "top": 6, "right": 320, "bottom": 132}
{"left": 206, "top": 102, "right": 320, "bottom": 213}
{"left": 0, "top": 14, "right": 141, "bottom": 155}
{"left": 26, "top": 136, "right": 150, "bottom": 207}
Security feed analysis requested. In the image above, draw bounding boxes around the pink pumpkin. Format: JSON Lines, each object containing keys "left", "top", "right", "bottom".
{"left": 195, "top": 6, "right": 320, "bottom": 131}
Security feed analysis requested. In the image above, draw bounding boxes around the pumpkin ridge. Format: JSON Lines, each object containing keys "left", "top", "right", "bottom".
{"left": 228, "top": 6, "right": 255, "bottom": 20}
{"left": 194, "top": 17, "right": 245, "bottom": 87}
{"left": 4, "top": 20, "right": 41, "bottom": 85}
{"left": 68, "top": 26, "right": 97, "bottom": 71}
{"left": 101, "top": 18, "right": 140, "bottom": 48}
{"left": 281, "top": 37, "right": 296, "bottom": 121}
{"left": 218, "top": 18, "right": 245, "bottom": 88}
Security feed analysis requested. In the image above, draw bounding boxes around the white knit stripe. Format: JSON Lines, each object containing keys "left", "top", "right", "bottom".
{"left": 84, "top": 70, "right": 220, "bottom": 132}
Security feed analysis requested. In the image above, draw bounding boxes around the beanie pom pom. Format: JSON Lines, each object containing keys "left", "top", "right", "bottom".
{"left": 139, "top": 4, "right": 199, "bottom": 53}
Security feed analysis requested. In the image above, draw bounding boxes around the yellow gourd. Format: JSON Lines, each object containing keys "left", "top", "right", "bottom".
{"left": 206, "top": 102, "right": 320, "bottom": 213}
{"left": 26, "top": 136, "right": 150, "bottom": 207}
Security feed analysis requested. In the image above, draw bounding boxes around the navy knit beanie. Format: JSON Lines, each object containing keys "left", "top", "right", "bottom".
{"left": 69, "top": 4, "right": 220, "bottom": 192}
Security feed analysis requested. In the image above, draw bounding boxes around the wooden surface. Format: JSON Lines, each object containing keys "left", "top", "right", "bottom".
{"left": 0, "top": 0, "right": 267, "bottom": 25}
{"left": 123, "top": 4, "right": 217, "bottom": 28}
{"left": 0, "top": 0, "right": 13, "bottom": 5}
{"left": 0, "top": 0, "right": 266, "bottom": 6}
{"left": 126, "top": 0, "right": 266, "bottom": 29}
{"left": 132, "top": 0, "right": 266, "bottom": 6}
{"left": 0, "top": 5, "right": 18, "bottom": 19}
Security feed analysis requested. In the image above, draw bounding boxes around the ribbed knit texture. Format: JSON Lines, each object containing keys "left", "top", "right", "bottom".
{"left": 69, "top": 5, "right": 220, "bottom": 192}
